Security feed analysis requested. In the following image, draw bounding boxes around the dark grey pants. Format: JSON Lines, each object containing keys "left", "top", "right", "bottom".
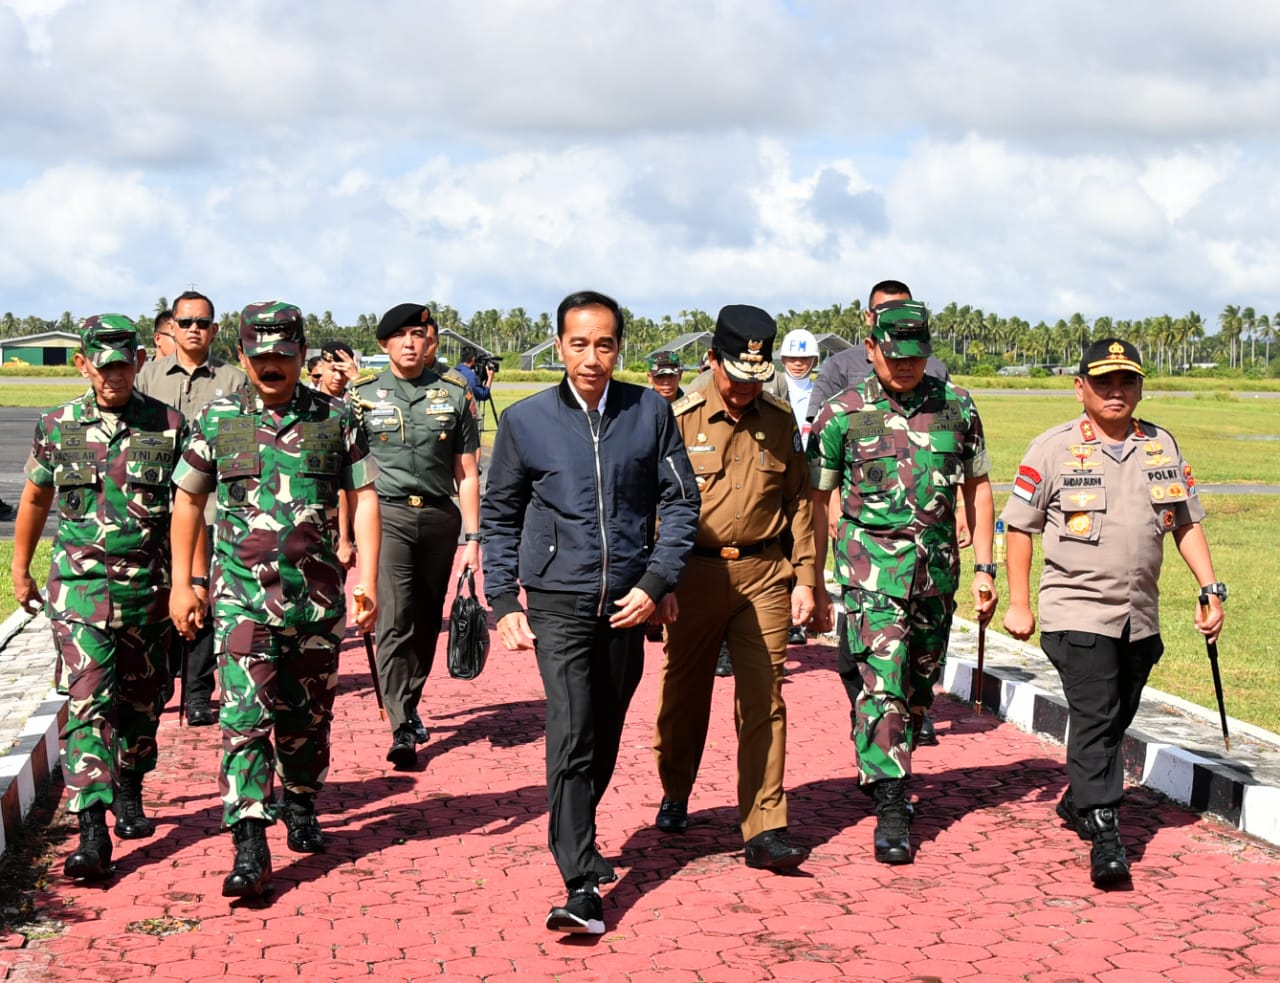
{"left": 374, "top": 500, "right": 461, "bottom": 732}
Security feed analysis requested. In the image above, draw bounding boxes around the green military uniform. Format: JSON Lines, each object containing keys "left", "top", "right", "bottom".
{"left": 28, "top": 348, "right": 184, "bottom": 816}
{"left": 810, "top": 370, "right": 990, "bottom": 782}
{"left": 173, "top": 307, "right": 378, "bottom": 829}
{"left": 350, "top": 361, "right": 479, "bottom": 743}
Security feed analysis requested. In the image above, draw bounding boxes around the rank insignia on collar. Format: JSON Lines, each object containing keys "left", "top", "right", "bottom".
{"left": 1078, "top": 419, "right": 1097, "bottom": 442}
{"left": 1144, "top": 441, "right": 1163, "bottom": 454}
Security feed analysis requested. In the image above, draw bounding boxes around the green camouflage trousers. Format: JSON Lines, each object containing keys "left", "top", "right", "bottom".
{"left": 216, "top": 613, "right": 342, "bottom": 828}
{"left": 52, "top": 619, "right": 170, "bottom": 813}
{"left": 842, "top": 589, "right": 955, "bottom": 784}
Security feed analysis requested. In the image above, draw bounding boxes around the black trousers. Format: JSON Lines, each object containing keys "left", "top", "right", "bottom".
{"left": 375, "top": 500, "right": 461, "bottom": 732}
{"left": 1041, "top": 626, "right": 1163, "bottom": 811}
{"left": 170, "top": 524, "right": 216, "bottom": 708}
{"left": 526, "top": 589, "right": 645, "bottom": 888}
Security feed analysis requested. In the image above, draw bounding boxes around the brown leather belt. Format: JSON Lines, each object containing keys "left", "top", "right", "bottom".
{"left": 691, "top": 538, "right": 777, "bottom": 560}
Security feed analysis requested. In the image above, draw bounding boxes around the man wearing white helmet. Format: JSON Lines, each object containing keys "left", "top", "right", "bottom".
{"left": 775, "top": 329, "right": 820, "bottom": 444}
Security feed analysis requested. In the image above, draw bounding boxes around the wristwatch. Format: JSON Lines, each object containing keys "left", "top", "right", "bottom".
{"left": 464, "top": 532, "right": 484, "bottom": 543}
{"left": 1199, "top": 582, "right": 1228, "bottom": 603}
{"left": 190, "top": 576, "right": 210, "bottom": 590}
{"left": 973, "top": 563, "right": 998, "bottom": 577}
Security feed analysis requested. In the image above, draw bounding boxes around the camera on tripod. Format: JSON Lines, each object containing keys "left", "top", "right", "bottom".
{"left": 475, "top": 354, "right": 502, "bottom": 382}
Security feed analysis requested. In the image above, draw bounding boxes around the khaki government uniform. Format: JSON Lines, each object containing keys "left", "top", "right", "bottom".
{"left": 653, "top": 383, "right": 816, "bottom": 841}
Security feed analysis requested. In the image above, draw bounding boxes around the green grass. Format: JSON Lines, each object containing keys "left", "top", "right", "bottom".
{"left": 0, "top": 384, "right": 87, "bottom": 407}
{"left": 0, "top": 541, "right": 51, "bottom": 617}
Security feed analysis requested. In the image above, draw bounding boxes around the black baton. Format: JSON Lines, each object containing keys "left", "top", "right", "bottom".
{"left": 1199, "top": 595, "right": 1230, "bottom": 751}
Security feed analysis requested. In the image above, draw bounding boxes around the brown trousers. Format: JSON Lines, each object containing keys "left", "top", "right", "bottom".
{"left": 653, "top": 548, "right": 793, "bottom": 842}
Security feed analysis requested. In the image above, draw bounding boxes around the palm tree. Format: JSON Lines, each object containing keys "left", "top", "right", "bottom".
{"left": 154, "top": 297, "right": 169, "bottom": 315}
{"left": 1218, "top": 305, "right": 1241, "bottom": 369}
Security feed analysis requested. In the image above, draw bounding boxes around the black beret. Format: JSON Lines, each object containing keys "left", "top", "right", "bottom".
{"left": 377, "top": 303, "right": 436, "bottom": 340}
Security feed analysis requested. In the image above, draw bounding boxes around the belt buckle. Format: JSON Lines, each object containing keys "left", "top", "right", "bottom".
{"left": 407, "top": 494, "right": 424, "bottom": 508}
{"left": 720, "top": 546, "right": 740, "bottom": 560}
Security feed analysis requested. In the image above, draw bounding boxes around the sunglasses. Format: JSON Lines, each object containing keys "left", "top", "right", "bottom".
{"left": 176, "top": 317, "right": 215, "bottom": 330}
{"left": 310, "top": 374, "right": 323, "bottom": 383}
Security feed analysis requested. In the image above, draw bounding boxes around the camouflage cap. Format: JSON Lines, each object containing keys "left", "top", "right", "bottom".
{"left": 712, "top": 305, "right": 777, "bottom": 383}
{"left": 871, "top": 300, "right": 932, "bottom": 358}
{"left": 1080, "top": 338, "right": 1144, "bottom": 378}
{"left": 239, "top": 301, "right": 305, "bottom": 357}
{"left": 647, "top": 350, "right": 682, "bottom": 376}
{"left": 80, "top": 314, "right": 140, "bottom": 368}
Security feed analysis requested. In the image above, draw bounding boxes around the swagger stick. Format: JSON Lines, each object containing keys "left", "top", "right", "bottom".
{"left": 975, "top": 584, "right": 992, "bottom": 715}
{"left": 354, "top": 586, "right": 385, "bottom": 721}
{"left": 1199, "top": 595, "right": 1230, "bottom": 751}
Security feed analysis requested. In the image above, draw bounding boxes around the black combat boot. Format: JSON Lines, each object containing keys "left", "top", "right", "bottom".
{"left": 64, "top": 804, "right": 113, "bottom": 880}
{"left": 222, "top": 818, "right": 273, "bottom": 898}
{"left": 282, "top": 790, "right": 325, "bottom": 854}
{"left": 1081, "top": 806, "right": 1130, "bottom": 887}
{"left": 113, "top": 770, "right": 155, "bottom": 839}
{"left": 871, "top": 779, "right": 912, "bottom": 865}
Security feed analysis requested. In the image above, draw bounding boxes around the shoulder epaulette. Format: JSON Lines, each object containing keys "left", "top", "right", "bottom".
{"left": 440, "top": 368, "right": 468, "bottom": 389}
{"left": 671, "top": 391, "right": 705, "bottom": 416}
{"left": 351, "top": 368, "right": 381, "bottom": 389}
{"left": 760, "top": 390, "right": 792, "bottom": 414}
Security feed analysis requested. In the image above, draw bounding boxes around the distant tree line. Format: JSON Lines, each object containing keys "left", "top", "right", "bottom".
{"left": 2, "top": 298, "right": 1276, "bottom": 378}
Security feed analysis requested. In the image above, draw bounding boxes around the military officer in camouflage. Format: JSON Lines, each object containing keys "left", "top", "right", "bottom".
{"left": 11, "top": 315, "right": 187, "bottom": 880}
{"left": 350, "top": 302, "right": 481, "bottom": 769}
{"left": 169, "top": 301, "right": 381, "bottom": 898}
{"left": 809, "top": 300, "right": 998, "bottom": 864}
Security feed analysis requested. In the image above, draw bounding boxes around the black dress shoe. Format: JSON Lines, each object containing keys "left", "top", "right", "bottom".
{"left": 744, "top": 829, "right": 808, "bottom": 870}
{"left": 386, "top": 726, "right": 417, "bottom": 769}
{"left": 787, "top": 625, "right": 806, "bottom": 645}
{"left": 915, "top": 713, "right": 938, "bottom": 747}
{"left": 186, "top": 703, "right": 217, "bottom": 727}
{"left": 408, "top": 710, "right": 429, "bottom": 744}
{"left": 715, "top": 643, "right": 734, "bottom": 677}
{"left": 655, "top": 799, "right": 688, "bottom": 834}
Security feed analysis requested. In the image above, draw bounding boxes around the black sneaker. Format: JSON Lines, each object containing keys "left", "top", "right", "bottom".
{"left": 1055, "top": 788, "right": 1090, "bottom": 841}
{"left": 0, "top": 500, "right": 17, "bottom": 522}
{"left": 546, "top": 883, "right": 605, "bottom": 935}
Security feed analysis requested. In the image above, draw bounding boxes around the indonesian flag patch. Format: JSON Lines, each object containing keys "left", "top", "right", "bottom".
{"left": 1012, "top": 464, "right": 1042, "bottom": 503}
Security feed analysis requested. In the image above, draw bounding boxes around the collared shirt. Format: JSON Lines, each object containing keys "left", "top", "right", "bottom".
{"left": 135, "top": 352, "right": 247, "bottom": 419}
{"left": 351, "top": 366, "right": 478, "bottom": 500}
{"left": 27, "top": 389, "right": 185, "bottom": 627}
{"left": 810, "top": 373, "right": 990, "bottom": 598}
{"left": 173, "top": 383, "right": 378, "bottom": 627}
{"left": 671, "top": 383, "right": 816, "bottom": 587}
{"left": 1000, "top": 414, "right": 1205, "bottom": 640}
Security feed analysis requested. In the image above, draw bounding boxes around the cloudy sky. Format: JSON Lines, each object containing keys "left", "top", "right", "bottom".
{"left": 2, "top": 0, "right": 1279, "bottom": 329}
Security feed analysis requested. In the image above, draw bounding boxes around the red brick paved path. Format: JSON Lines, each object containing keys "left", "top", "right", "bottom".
{"left": 4, "top": 564, "right": 1280, "bottom": 981}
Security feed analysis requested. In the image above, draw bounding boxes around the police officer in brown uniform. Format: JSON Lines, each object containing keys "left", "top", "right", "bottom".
{"left": 653, "top": 305, "right": 822, "bottom": 869}
{"left": 1002, "top": 338, "right": 1225, "bottom": 887}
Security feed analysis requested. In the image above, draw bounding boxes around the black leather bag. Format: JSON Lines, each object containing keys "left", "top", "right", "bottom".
{"left": 447, "top": 570, "right": 490, "bottom": 680}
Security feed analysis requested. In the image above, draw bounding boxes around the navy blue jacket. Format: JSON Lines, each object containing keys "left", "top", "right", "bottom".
{"left": 481, "top": 378, "right": 700, "bottom": 620}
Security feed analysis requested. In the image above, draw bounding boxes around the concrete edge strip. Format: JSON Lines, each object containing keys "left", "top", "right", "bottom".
{"left": 941, "top": 653, "right": 1272, "bottom": 846}
{"left": 0, "top": 692, "right": 66, "bottom": 863}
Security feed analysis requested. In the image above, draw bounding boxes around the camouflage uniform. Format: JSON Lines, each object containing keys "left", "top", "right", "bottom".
{"left": 810, "top": 371, "right": 991, "bottom": 782}
{"left": 173, "top": 306, "right": 378, "bottom": 829}
{"left": 24, "top": 317, "right": 185, "bottom": 814}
